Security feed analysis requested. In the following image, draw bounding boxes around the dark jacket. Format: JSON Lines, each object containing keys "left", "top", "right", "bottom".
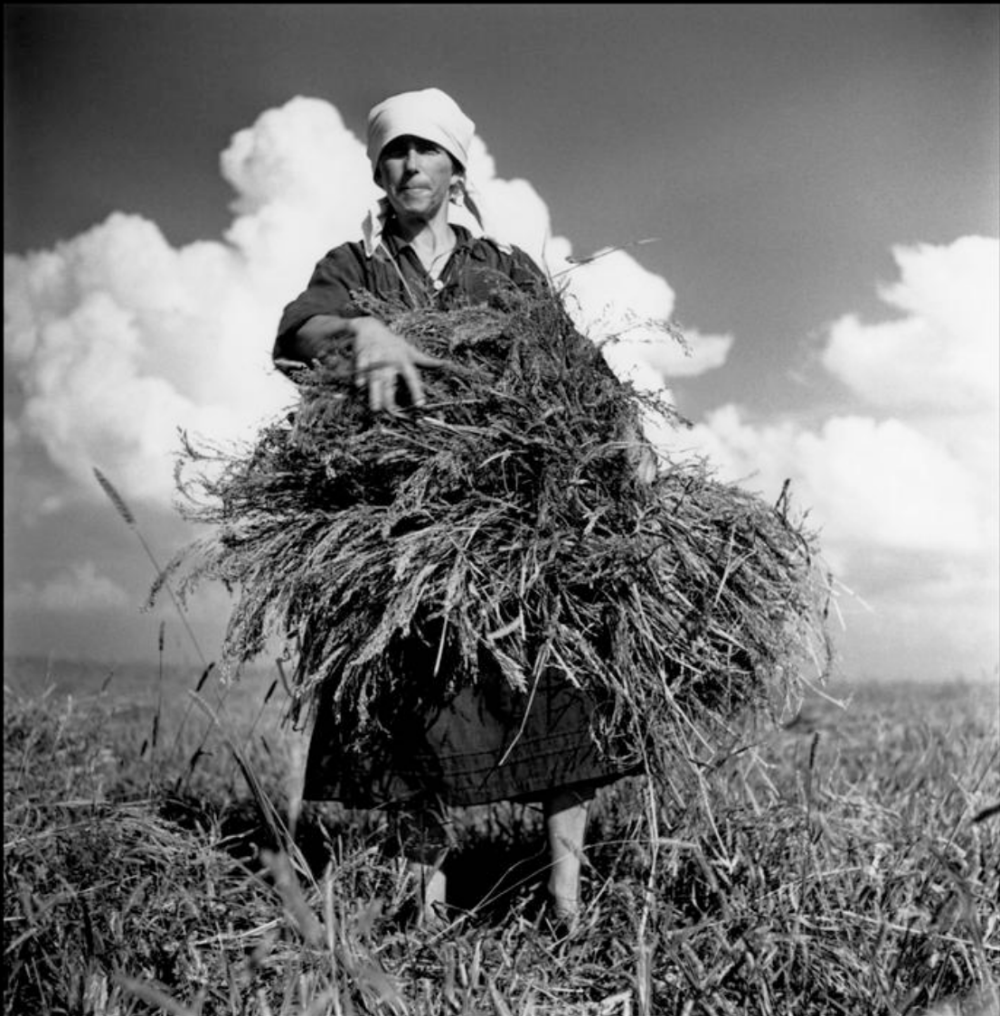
{"left": 274, "top": 225, "right": 546, "bottom": 364}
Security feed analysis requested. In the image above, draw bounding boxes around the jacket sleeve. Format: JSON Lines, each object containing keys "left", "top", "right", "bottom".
{"left": 273, "top": 245, "right": 368, "bottom": 359}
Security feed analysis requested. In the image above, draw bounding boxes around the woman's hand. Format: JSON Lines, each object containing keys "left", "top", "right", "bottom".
{"left": 349, "top": 317, "right": 446, "bottom": 412}
{"left": 285, "top": 314, "right": 446, "bottom": 412}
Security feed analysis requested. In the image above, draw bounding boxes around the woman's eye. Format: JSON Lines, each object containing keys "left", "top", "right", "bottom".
{"left": 383, "top": 138, "right": 442, "bottom": 160}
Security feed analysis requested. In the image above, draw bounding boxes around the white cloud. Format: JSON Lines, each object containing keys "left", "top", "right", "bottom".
{"left": 599, "top": 323, "right": 733, "bottom": 394}
{"left": 5, "top": 244, "right": 284, "bottom": 503}
{"left": 466, "top": 139, "right": 561, "bottom": 267}
{"left": 832, "top": 553, "right": 999, "bottom": 682}
{"left": 9, "top": 560, "right": 131, "bottom": 613}
{"left": 823, "top": 236, "right": 999, "bottom": 413}
{"left": 686, "top": 407, "right": 994, "bottom": 556}
{"left": 5, "top": 96, "right": 724, "bottom": 513}
{"left": 683, "top": 238, "right": 999, "bottom": 552}
{"left": 555, "top": 249, "right": 677, "bottom": 339}
{"left": 220, "top": 96, "right": 382, "bottom": 296}
{"left": 676, "top": 237, "right": 1000, "bottom": 679}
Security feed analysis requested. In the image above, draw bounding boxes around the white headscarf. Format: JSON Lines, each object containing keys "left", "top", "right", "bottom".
{"left": 365, "top": 87, "right": 475, "bottom": 174}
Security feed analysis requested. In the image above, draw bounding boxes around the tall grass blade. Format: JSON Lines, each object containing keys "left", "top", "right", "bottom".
{"left": 93, "top": 466, "right": 209, "bottom": 669}
{"left": 170, "top": 661, "right": 216, "bottom": 756}
{"left": 187, "top": 689, "right": 312, "bottom": 875}
{"left": 261, "top": 848, "right": 324, "bottom": 947}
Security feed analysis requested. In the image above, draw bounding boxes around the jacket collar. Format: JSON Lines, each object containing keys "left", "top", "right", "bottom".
{"left": 360, "top": 196, "right": 485, "bottom": 258}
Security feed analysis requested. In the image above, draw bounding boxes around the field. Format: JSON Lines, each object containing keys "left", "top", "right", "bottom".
{"left": 4, "top": 653, "right": 998, "bottom": 1016}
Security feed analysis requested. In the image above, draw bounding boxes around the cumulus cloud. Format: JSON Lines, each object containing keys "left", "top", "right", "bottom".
{"left": 8, "top": 560, "right": 130, "bottom": 613}
{"left": 599, "top": 323, "right": 734, "bottom": 395}
{"left": 675, "top": 236, "right": 999, "bottom": 679}
{"left": 822, "top": 236, "right": 999, "bottom": 413}
{"left": 4, "top": 219, "right": 288, "bottom": 503}
{"left": 683, "top": 236, "right": 999, "bottom": 600}
{"left": 687, "top": 407, "right": 994, "bottom": 556}
{"left": 219, "top": 97, "right": 381, "bottom": 298}
{"left": 4, "top": 96, "right": 723, "bottom": 513}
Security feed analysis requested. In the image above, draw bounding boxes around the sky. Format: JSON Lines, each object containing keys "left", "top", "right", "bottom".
{"left": 4, "top": 4, "right": 999, "bottom": 685}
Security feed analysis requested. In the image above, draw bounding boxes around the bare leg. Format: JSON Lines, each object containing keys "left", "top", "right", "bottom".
{"left": 543, "top": 786, "right": 594, "bottom": 927}
{"left": 393, "top": 799, "right": 451, "bottom": 925}
{"left": 407, "top": 860, "right": 447, "bottom": 923}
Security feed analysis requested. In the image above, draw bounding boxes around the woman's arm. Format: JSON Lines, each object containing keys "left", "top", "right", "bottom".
{"left": 273, "top": 313, "right": 355, "bottom": 368}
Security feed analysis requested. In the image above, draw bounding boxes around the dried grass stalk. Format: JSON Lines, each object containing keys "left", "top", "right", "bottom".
{"left": 157, "top": 285, "right": 833, "bottom": 780}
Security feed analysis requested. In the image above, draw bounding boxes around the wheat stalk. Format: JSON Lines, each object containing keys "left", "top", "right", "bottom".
{"left": 158, "top": 288, "right": 833, "bottom": 783}
{"left": 93, "top": 466, "right": 208, "bottom": 668}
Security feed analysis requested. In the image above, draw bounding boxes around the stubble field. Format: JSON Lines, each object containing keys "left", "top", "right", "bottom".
{"left": 4, "top": 654, "right": 998, "bottom": 1015}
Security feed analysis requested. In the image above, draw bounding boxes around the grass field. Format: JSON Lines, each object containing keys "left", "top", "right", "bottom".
{"left": 4, "top": 653, "right": 998, "bottom": 1015}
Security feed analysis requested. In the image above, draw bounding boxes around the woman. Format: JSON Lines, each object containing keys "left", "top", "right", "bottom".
{"left": 274, "top": 87, "right": 641, "bottom": 928}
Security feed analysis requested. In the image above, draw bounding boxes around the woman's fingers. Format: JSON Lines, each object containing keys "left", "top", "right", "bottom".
{"left": 397, "top": 360, "right": 427, "bottom": 408}
{"left": 410, "top": 348, "right": 447, "bottom": 369}
{"left": 363, "top": 365, "right": 398, "bottom": 413}
{"left": 361, "top": 363, "right": 429, "bottom": 413}
{"left": 351, "top": 319, "right": 443, "bottom": 411}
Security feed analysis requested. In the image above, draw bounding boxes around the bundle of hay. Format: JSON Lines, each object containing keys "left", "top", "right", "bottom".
{"left": 161, "top": 284, "right": 832, "bottom": 777}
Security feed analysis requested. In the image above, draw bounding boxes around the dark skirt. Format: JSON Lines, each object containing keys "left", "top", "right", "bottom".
{"left": 302, "top": 658, "right": 637, "bottom": 808}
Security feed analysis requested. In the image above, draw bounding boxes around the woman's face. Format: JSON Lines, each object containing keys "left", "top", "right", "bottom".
{"left": 377, "top": 135, "right": 458, "bottom": 223}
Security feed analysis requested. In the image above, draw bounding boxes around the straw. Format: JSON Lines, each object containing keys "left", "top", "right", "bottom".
{"left": 155, "top": 283, "right": 832, "bottom": 783}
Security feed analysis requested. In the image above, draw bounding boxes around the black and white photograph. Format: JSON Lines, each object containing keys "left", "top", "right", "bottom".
{"left": 5, "top": 5, "right": 998, "bottom": 1014}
